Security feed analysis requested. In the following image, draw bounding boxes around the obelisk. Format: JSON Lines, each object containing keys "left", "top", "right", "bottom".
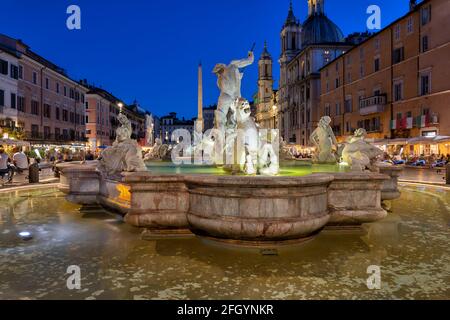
{"left": 195, "top": 62, "right": 204, "bottom": 133}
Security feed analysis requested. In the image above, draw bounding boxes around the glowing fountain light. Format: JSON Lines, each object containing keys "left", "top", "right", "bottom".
{"left": 18, "top": 231, "right": 33, "bottom": 241}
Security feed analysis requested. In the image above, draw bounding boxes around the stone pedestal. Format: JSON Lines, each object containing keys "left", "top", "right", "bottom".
{"left": 446, "top": 163, "right": 450, "bottom": 185}
{"left": 327, "top": 172, "right": 388, "bottom": 226}
{"left": 185, "top": 174, "right": 333, "bottom": 243}
{"left": 378, "top": 164, "right": 404, "bottom": 201}
{"left": 122, "top": 172, "right": 190, "bottom": 234}
{"left": 57, "top": 162, "right": 100, "bottom": 205}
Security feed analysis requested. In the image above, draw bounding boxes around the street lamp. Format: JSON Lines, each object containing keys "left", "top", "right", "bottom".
{"left": 118, "top": 102, "right": 123, "bottom": 113}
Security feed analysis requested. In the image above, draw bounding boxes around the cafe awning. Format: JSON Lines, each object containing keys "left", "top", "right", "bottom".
{"left": 0, "top": 138, "right": 31, "bottom": 147}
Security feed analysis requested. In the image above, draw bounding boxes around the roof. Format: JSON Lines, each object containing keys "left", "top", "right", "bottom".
{"left": 283, "top": 1, "right": 300, "bottom": 28}
{"left": 260, "top": 41, "right": 272, "bottom": 60}
{"left": 301, "top": 13, "right": 345, "bottom": 47}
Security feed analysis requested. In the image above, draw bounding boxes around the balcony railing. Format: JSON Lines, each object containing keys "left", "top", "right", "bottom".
{"left": 24, "top": 132, "right": 87, "bottom": 143}
{"left": 359, "top": 95, "right": 387, "bottom": 116}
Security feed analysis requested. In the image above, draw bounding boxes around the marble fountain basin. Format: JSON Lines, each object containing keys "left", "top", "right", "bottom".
{"left": 57, "top": 162, "right": 400, "bottom": 245}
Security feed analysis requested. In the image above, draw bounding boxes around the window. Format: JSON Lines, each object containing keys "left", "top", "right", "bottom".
{"left": 347, "top": 72, "right": 352, "bottom": 83}
{"left": 324, "top": 104, "right": 331, "bottom": 117}
{"left": 335, "top": 78, "right": 340, "bottom": 89}
{"left": 44, "top": 104, "right": 51, "bottom": 118}
{"left": 10, "top": 65, "right": 18, "bottom": 79}
{"left": 44, "top": 126, "right": 51, "bottom": 139}
{"left": 10, "top": 93, "right": 16, "bottom": 109}
{"left": 374, "top": 38, "right": 380, "bottom": 51}
{"left": 346, "top": 55, "right": 351, "bottom": 65}
{"left": 45, "top": 78, "right": 49, "bottom": 89}
{"left": 393, "top": 47, "right": 405, "bottom": 64}
{"left": 374, "top": 58, "right": 380, "bottom": 72}
{"left": 17, "top": 96, "right": 25, "bottom": 112}
{"left": 56, "top": 83, "right": 60, "bottom": 94}
{"left": 31, "top": 100, "right": 39, "bottom": 115}
{"left": 0, "top": 89, "right": 4, "bottom": 106}
{"left": 421, "top": 5, "right": 432, "bottom": 26}
{"left": 407, "top": 17, "right": 414, "bottom": 34}
{"left": 18, "top": 65, "right": 23, "bottom": 79}
{"left": 394, "top": 82, "right": 403, "bottom": 101}
{"left": 55, "top": 107, "right": 60, "bottom": 120}
{"left": 335, "top": 103, "right": 341, "bottom": 116}
{"left": 63, "top": 109, "right": 69, "bottom": 122}
{"left": 345, "top": 97, "right": 352, "bottom": 113}
{"left": 420, "top": 73, "right": 431, "bottom": 96}
{"left": 422, "top": 36, "right": 429, "bottom": 52}
{"left": 394, "top": 24, "right": 401, "bottom": 40}
{"left": 55, "top": 128, "right": 61, "bottom": 139}
{"left": 70, "top": 88, "right": 75, "bottom": 99}
{"left": 32, "top": 72, "right": 37, "bottom": 84}
{"left": 64, "top": 86, "right": 67, "bottom": 96}
{"left": 0, "top": 59, "right": 8, "bottom": 75}
{"left": 360, "top": 64, "right": 365, "bottom": 77}
{"left": 31, "top": 125, "right": 39, "bottom": 138}
{"left": 70, "top": 112, "right": 75, "bottom": 123}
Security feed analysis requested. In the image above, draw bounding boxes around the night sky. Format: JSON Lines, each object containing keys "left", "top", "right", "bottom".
{"left": 1, "top": 0, "right": 410, "bottom": 118}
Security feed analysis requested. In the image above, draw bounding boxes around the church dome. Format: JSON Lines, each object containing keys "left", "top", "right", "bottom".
{"left": 301, "top": 13, "right": 344, "bottom": 46}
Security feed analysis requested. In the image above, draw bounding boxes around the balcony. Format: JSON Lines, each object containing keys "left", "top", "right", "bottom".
{"left": 359, "top": 95, "right": 387, "bottom": 116}
{"left": 23, "top": 132, "right": 87, "bottom": 144}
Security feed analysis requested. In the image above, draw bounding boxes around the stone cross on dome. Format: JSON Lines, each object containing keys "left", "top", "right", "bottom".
{"left": 308, "top": 0, "right": 325, "bottom": 16}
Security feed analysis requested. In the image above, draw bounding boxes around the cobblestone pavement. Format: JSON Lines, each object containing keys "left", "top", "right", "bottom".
{"left": 399, "top": 167, "right": 447, "bottom": 185}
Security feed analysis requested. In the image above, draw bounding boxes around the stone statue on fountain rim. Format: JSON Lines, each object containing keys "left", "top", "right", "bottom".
{"left": 310, "top": 116, "right": 339, "bottom": 164}
{"left": 98, "top": 112, "right": 146, "bottom": 178}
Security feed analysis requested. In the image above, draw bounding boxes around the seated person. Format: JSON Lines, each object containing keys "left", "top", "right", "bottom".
{"left": 13, "top": 147, "right": 29, "bottom": 173}
{"left": 0, "top": 148, "right": 11, "bottom": 178}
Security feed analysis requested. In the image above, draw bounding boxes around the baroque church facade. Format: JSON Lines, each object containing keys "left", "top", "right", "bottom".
{"left": 257, "top": 0, "right": 358, "bottom": 145}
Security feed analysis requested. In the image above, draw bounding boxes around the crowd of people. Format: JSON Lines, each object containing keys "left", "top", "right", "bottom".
{"left": 0, "top": 145, "right": 98, "bottom": 184}
{"left": 382, "top": 153, "right": 450, "bottom": 167}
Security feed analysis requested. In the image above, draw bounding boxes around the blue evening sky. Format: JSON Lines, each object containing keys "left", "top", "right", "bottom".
{"left": 0, "top": 0, "right": 410, "bottom": 118}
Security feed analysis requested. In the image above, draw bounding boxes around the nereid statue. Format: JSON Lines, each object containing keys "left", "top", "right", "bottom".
{"left": 310, "top": 116, "right": 338, "bottom": 164}
{"left": 98, "top": 113, "right": 146, "bottom": 177}
{"left": 341, "top": 128, "right": 383, "bottom": 172}
{"left": 144, "top": 138, "right": 172, "bottom": 161}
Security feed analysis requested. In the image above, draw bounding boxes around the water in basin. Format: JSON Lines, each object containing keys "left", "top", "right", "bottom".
{"left": 146, "top": 162, "right": 348, "bottom": 176}
{"left": 0, "top": 184, "right": 448, "bottom": 299}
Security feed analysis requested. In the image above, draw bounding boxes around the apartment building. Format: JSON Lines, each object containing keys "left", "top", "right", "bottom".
{"left": 320, "top": 0, "right": 450, "bottom": 149}
{"left": 0, "top": 34, "right": 88, "bottom": 144}
{"left": 0, "top": 45, "right": 19, "bottom": 131}
{"left": 159, "top": 112, "right": 194, "bottom": 143}
{"left": 85, "top": 87, "right": 147, "bottom": 149}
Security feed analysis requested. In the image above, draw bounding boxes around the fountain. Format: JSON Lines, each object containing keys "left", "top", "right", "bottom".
{"left": 58, "top": 51, "right": 403, "bottom": 245}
